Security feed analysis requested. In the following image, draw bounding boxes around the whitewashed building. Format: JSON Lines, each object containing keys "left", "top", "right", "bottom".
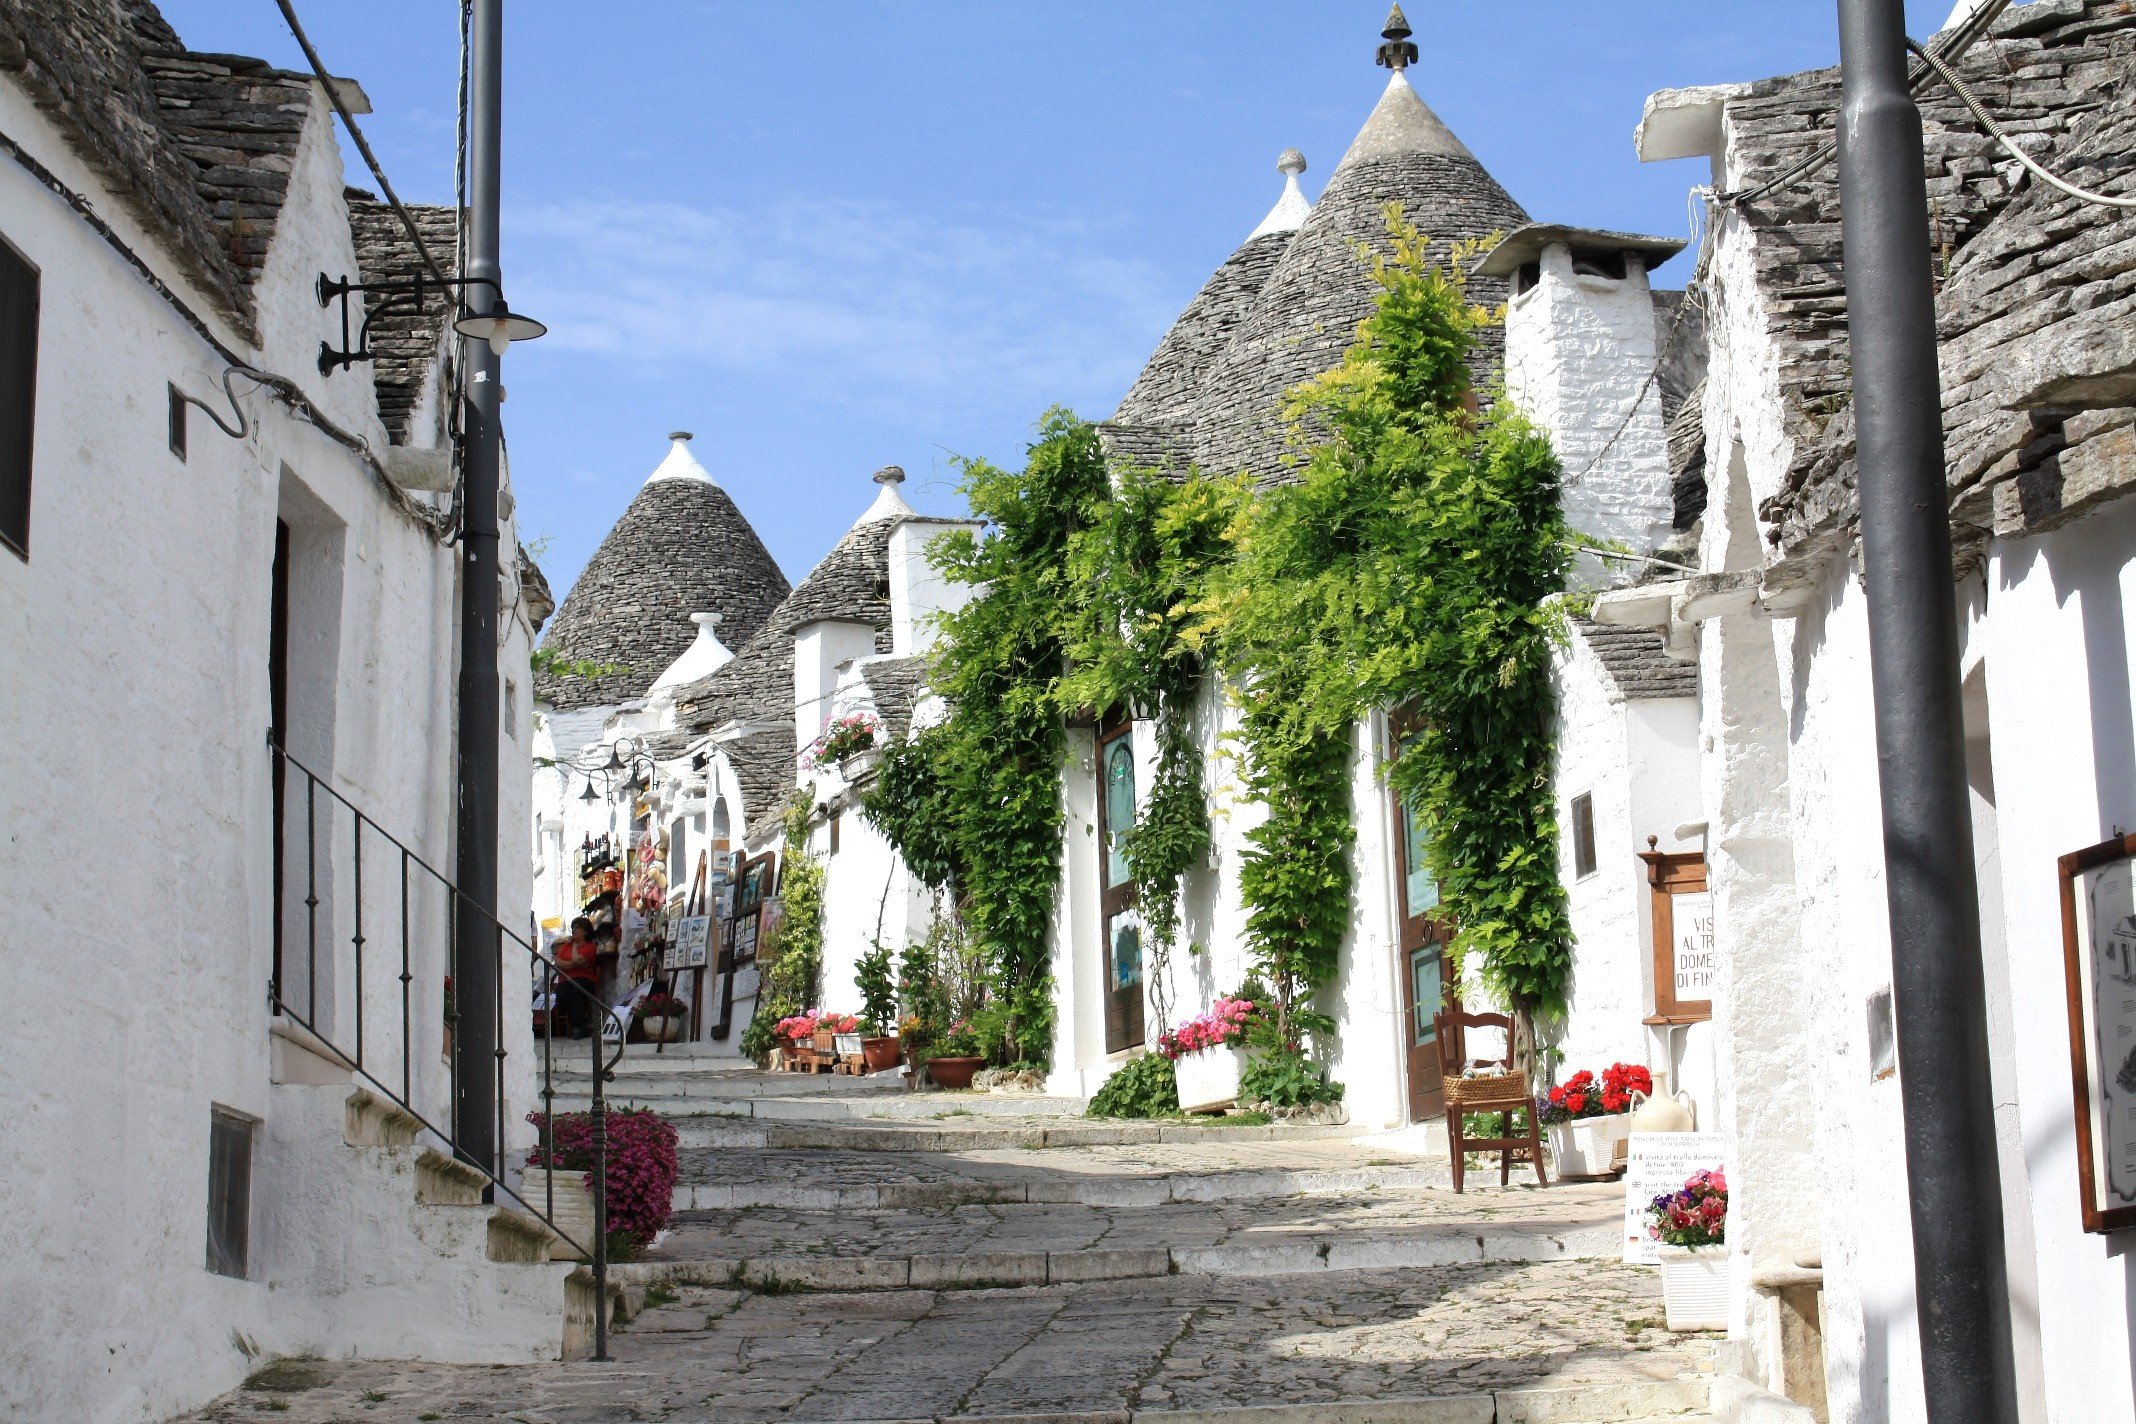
{"left": 1485, "top": 1, "right": 2136, "bottom": 1417}
{"left": 0, "top": 4, "right": 573, "bottom": 1420}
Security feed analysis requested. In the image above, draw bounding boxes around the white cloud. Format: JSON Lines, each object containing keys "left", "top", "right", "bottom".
{"left": 507, "top": 194, "right": 1178, "bottom": 422}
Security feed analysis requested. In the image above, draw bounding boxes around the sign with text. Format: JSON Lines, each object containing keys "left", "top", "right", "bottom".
{"left": 1622, "top": 1132, "right": 1729, "bottom": 1265}
{"left": 1672, "top": 891, "right": 1715, "bottom": 1001}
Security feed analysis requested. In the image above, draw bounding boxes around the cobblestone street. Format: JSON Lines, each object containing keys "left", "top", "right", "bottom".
{"left": 182, "top": 1067, "right": 1715, "bottom": 1423}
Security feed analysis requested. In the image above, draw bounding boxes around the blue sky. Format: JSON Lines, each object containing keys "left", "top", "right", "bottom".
{"left": 159, "top": 1, "right": 1964, "bottom": 603}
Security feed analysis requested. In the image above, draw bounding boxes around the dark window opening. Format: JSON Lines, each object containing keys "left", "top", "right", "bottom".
{"left": 1571, "top": 793, "right": 1597, "bottom": 879}
{"left": 828, "top": 812, "right": 841, "bottom": 855}
{"left": 1513, "top": 260, "right": 1540, "bottom": 296}
{"left": 1571, "top": 248, "right": 1628, "bottom": 281}
{"left": 0, "top": 234, "right": 38, "bottom": 560}
{"left": 168, "top": 383, "right": 188, "bottom": 461}
{"left": 206, "top": 1108, "right": 255, "bottom": 1278}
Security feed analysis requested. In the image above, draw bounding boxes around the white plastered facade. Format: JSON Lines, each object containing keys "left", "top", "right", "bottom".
{"left": 0, "top": 66, "right": 547, "bottom": 1424}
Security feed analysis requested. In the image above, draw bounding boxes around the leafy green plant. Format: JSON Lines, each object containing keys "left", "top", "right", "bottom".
{"left": 1206, "top": 208, "right": 1576, "bottom": 1019}
{"left": 1086, "top": 1052, "right": 1179, "bottom": 1119}
{"left": 855, "top": 940, "right": 898, "bottom": 1037}
{"left": 1239, "top": 1045, "right": 1345, "bottom": 1110}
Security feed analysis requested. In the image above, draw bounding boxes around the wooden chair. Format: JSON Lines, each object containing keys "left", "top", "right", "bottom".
{"left": 1434, "top": 1010, "right": 1548, "bottom": 1192}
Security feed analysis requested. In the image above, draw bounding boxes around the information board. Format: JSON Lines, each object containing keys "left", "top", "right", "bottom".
{"left": 1621, "top": 1132, "right": 1729, "bottom": 1265}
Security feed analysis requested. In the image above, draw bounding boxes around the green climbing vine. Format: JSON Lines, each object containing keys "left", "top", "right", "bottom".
{"left": 1207, "top": 208, "right": 1576, "bottom": 1019}
{"left": 866, "top": 208, "right": 1579, "bottom": 1082}
{"left": 738, "top": 793, "right": 827, "bottom": 1059}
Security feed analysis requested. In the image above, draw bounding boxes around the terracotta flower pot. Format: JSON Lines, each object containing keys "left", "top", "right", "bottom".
{"left": 862, "top": 1035, "right": 901, "bottom": 1073}
{"left": 925, "top": 1055, "right": 984, "bottom": 1090}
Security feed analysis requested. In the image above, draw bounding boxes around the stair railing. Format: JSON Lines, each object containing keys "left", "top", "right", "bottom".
{"left": 268, "top": 736, "right": 617, "bottom": 1360}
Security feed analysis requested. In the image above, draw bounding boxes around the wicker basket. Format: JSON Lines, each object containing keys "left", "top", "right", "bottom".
{"left": 1443, "top": 1073, "right": 1534, "bottom": 1113}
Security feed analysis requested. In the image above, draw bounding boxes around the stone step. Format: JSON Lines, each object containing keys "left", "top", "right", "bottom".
{"left": 547, "top": 1087, "right": 1090, "bottom": 1120}
{"left": 626, "top": 1182, "right": 1627, "bottom": 1293}
{"left": 658, "top": 1116, "right": 1361, "bottom": 1152}
{"left": 547, "top": 1064, "right": 909, "bottom": 1095}
{"left": 673, "top": 1156, "right": 1454, "bottom": 1210}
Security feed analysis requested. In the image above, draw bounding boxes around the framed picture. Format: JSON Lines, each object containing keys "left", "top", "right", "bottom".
{"left": 2061, "top": 832, "right": 2136, "bottom": 1234}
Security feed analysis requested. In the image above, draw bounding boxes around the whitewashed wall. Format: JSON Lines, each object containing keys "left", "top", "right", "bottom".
{"left": 0, "top": 74, "right": 538, "bottom": 1424}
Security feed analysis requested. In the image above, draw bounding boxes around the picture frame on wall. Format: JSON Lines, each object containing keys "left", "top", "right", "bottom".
{"left": 2060, "top": 831, "right": 2136, "bottom": 1234}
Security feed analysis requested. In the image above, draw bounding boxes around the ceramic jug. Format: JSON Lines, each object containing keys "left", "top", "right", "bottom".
{"left": 1628, "top": 1086, "right": 1696, "bottom": 1133}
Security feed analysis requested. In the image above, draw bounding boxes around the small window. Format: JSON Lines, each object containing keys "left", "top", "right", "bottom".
{"left": 206, "top": 1108, "right": 255, "bottom": 1278}
{"left": 828, "top": 812, "right": 841, "bottom": 855}
{"left": 1571, "top": 793, "right": 1597, "bottom": 879}
{"left": 1513, "top": 260, "right": 1540, "bottom": 296}
{"left": 1571, "top": 249, "right": 1628, "bottom": 281}
{"left": 1867, "top": 986, "right": 1897, "bottom": 1081}
{"left": 168, "top": 383, "right": 188, "bottom": 460}
{"left": 0, "top": 234, "right": 38, "bottom": 559}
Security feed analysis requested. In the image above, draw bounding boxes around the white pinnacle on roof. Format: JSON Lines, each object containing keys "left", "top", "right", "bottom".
{"left": 1338, "top": 71, "right": 1476, "bottom": 169}
{"left": 646, "top": 430, "right": 715, "bottom": 484}
{"left": 1246, "top": 149, "right": 1314, "bottom": 240}
{"left": 648, "top": 612, "right": 734, "bottom": 701}
{"left": 857, "top": 464, "right": 917, "bottom": 525}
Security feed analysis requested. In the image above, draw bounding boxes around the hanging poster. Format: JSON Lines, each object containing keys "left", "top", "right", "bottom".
{"left": 2061, "top": 833, "right": 2136, "bottom": 1233}
{"left": 1622, "top": 1132, "right": 1729, "bottom": 1265}
{"left": 673, "top": 915, "right": 712, "bottom": 970}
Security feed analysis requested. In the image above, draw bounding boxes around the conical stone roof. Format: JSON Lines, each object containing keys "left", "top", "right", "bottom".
{"left": 1106, "top": 68, "right": 1527, "bottom": 487}
{"left": 535, "top": 435, "right": 790, "bottom": 711}
{"left": 1188, "top": 72, "right": 1528, "bottom": 485}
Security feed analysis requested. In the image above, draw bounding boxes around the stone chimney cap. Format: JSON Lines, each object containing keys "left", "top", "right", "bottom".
{"left": 669, "top": 430, "right": 694, "bottom": 442}
{"left": 692, "top": 611, "right": 724, "bottom": 628}
{"left": 1277, "top": 148, "right": 1307, "bottom": 176}
{"left": 872, "top": 465, "right": 907, "bottom": 486}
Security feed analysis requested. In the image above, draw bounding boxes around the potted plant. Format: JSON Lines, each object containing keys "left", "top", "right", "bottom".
{"left": 1539, "top": 1062, "right": 1651, "bottom": 1177}
{"left": 1647, "top": 1167, "right": 1729, "bottom": 1331}
{"left": 804, "top": 713, "right": 881, "bottom": 779}
{"left": 925, "top": 1019, "right": 985, "bottom": 1090}
{"left": 1160, "top": 995, "right": 1258, "bottom": 1113}
{"left": 775, "top": 1011, "right": 820, "bottom": 1070}
{"left": 855, "top": 943, "right": 902, "bottom": 1072}
{"left": 636, "top": 992, "right": 687, "bottom": 1044}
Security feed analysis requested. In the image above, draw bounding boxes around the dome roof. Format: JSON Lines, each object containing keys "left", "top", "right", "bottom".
{"left": 534, "top": 435, "right": 790, "bottom": 711}
{"left": 1105, "top": 69, "right": 1528, "bottom": 487}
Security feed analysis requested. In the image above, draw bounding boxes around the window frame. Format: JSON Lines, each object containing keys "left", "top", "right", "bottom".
{"left": 1570, "top": 791, "right": 1598, "bottom": 880}
{"left": 0, "top": 231, "right": 40, "bottom": 561}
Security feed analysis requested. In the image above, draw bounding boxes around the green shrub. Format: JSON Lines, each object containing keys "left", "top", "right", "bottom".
{"left": 1087, "top": 1052, "right": 1179, "bottom": 1119}
{"left": 1239, "top": 1045, "right": 1345, "bottom": 1110}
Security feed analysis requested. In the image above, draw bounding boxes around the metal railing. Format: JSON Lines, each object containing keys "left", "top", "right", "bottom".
{"left": 269, "top": 736, "right": 619, "bottom": 1359}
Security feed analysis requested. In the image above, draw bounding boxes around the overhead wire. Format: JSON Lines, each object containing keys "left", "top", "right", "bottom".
{"left": 1908, "top": 36, "right": 2136, "bottom": 210}
{"left": 1719, "top": 0, "right": 2014, "bottom": 209}
{"left": 274, "top": 0, "right": 450, "bottom": 285}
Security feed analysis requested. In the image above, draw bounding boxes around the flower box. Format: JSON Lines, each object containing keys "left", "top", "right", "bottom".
{"left": 1546, "top": 1116, "right": 1627, "bottom": 1178}
{"left": 522, "top": 1167, "right": 594, "bottom": 1262}
{"left": 1656, "top": 1244, "right": 1730, "bottom": 1331}
{"left": 1175, "top": 1044, "right": 1249, "bottom": 1114}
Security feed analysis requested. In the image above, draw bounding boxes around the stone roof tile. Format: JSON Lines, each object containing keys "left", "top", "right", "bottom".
{"left": 1575, "top": 618, "right": 1696, "bottom": 701}
{"left": 536, "top": 467, "right": 790, "bottom": 711}
{"left": 346, "top": 192, "right": 460, "bottom": 444}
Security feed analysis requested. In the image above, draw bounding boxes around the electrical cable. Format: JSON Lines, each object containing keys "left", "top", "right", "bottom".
{"left": 1908, "top": 36, "right": 2136, "bottom": 210}
{"left": 1720, "top": 0, "right": 2013, "bottom": 208}
{"left": 0, "top": 121, "right": 448, "bottom": 539}
{"left": 274, "top": 0, "right": 450, "bottom": 286}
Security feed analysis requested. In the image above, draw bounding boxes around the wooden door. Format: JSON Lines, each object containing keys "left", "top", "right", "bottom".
{"left": 1097, "top": 716, "right": 1144, "bottom": 1053}
{"left": 1391, "top": 719, "right": 1454, "bottom": 1121}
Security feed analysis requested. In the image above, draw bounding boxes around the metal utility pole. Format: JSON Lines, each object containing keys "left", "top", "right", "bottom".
{"left": 454, "top": 0, "right": 506, "bottom": 1182}
{"left": 1834, "top": 2, "right": 2016, "bottom": 1418}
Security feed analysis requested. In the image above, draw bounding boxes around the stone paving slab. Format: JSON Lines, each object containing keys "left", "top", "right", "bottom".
{"left": 671, "top": 1141, "right": 1454, "bottom": 1210}
{"left": 627, "top": 1182, "right": 1624, "bottom": 1293}
{"left": 175, "top": 1262, "right": 1716, "bottom": 1423}
{"left": 664, "top": 1120, "right": 1364, "bottom": 1153}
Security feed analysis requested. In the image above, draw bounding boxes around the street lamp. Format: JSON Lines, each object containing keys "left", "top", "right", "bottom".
{"left": 453, "top": 297, "right": 548, "bottom": 357}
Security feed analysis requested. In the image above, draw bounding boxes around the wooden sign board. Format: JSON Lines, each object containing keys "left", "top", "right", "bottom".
{"left": 2061, "top": 833, "right": 2136, "bottom": 1234}
{"left": 1621, "top": 1132, "right": 1729, "bottom": 1265}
